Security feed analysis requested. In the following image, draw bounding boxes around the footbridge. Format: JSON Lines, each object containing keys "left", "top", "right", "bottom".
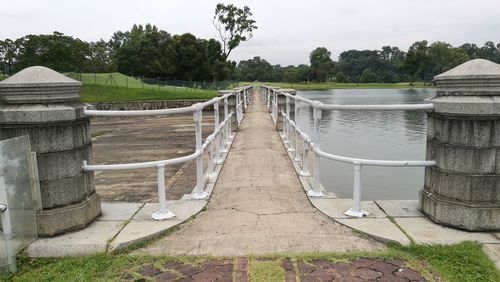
{"left": 1, "top": 60, "right": 499, "bottom": 263}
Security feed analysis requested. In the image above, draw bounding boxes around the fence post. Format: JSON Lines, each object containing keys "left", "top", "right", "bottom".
{"left": 308, "top": 103, "right": 324, "bottom": 197}
{"left": 152, "top": 164, "right": 175, "bottom": 220}
{"left": 344, "top": 162, "right": 369, "bottom": 217}
{"left": 191, "top": 106, "right": 208, "bottom": 199}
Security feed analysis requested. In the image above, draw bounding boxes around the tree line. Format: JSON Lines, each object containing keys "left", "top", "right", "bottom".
{"left": 1, "top": 27, "right": 499, "bottom": 83}
{"left": 0, "top": 3, "right": 256, "bottom": 82}
{"left": 0, "top": 25, "right": 234, "bottom": 82}
{"left": 234, "top": 41, "right": 500, "bottom": 83}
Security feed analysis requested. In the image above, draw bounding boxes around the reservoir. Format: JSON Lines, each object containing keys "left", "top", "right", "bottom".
{"left": 295, "top": 88, "right": 436, "bottom": 200}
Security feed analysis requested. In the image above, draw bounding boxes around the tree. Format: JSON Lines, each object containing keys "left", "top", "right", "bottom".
{"left": 282, "top": 67, "right": 298, "bottom": 85}
{"left": 404, "top": 40, "right": 431, "bottom": 82}
{"left": 0, "top": 39, "right": 17, "bottom": 75}
{"left": 309, "top": 47, "right": 334, "bottom": 82}
{"left": 213, "top": 3, "right": 257, "bottom": 60}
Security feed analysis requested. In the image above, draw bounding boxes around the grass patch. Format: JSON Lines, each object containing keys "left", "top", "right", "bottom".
{"left": 392, "top": 242, "right": 500, "bottom": 282}
{"left": 249, "top": 260, "right": 284, "bottom": 282}
{"left": 79, "top": 84, "right": 216, "bottom": 103}
{"left": 4, "top": 242, "right": 498, "bottom": 281}
{"left": 243, "top": 81, "right": 431, "bottom": 90}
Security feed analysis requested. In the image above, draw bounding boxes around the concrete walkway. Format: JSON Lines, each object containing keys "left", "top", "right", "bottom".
{"left": 136, "top": 92, "right": 384, "bottom": 256}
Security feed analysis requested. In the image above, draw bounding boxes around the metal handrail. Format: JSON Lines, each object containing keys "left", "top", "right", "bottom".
{"left": 84, "top": 85, "right": 253, "bottom": 220}
{"left": 261, "top": 85, "right": 435, "bottom": 218}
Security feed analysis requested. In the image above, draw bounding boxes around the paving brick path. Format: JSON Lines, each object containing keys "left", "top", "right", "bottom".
{"left": 126, "top": 257, "right": 428, "bottom": 281}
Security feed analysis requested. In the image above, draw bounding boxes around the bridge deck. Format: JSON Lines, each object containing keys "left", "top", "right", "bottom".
{"left": 136, "top": 92, "right": 383, "bottom": 256}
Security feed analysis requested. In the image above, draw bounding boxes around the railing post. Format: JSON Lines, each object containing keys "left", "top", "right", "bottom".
{"left": 152, "top": 164, "right": 175, "bottom": 220}
{"left": 237, "top": 91, "right": 242, "bottom": 124}
{"left": 294, "top": 98, "right": 300, "bottom": 160}
{"left": 213, "top": 101, "right": 223, "bottom": 163}
{"left": 345, "top": 162, "right": 369, "bottom": 217}
{"left": 308, "top": 103, "right": 324, "bottom": 197}
{"left": 207, "top": 141, "right": 217, "bottom": 181}
{"left": 243, "top": 88, "right": 248, "bottom": 110}
{"left": 191, "top": 106, "right": 208, "bottom": 199}
{"left": 221, "top": 97, "right": 233, "bottom": 152}
{"left": 299, "top": 139, "right": 310, "bottom": 176}
{"left": 266, "top": 88, "right": 271, "bottom": 111}
{"left": 284, "top": 96, "right": 291, "bottom": 145}
{"left": 293, "top": 127, "right": 300, "bottom": 161}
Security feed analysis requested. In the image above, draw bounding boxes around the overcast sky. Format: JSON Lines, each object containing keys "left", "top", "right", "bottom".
{"left": 1, "top": 0, "right": 499, "bottom": 65}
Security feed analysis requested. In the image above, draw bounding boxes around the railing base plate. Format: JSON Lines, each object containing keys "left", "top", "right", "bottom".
{"left": 151, "top": 210, "right": 176, "bottom": 220}
{"left": 191, "top": 191, "right": 209, "bottom": 200}
{"left": 344, "top": 208, "right": 370, "bottom": 218}
{"left": 307, "top": 190, "right": 324, "bottom": 197}
{"left": 299, "top": 170, "right": 310, "bottom": 177}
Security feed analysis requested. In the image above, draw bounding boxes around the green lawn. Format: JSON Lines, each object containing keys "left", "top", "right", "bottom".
{"left": 67, "top": 72, "right": 178, "bottom": 91}
{"left": 79, "top": 84, "right": 217, "bottom": 103}
{"left": 243, "top": 81, "right": 431, "bottom": 90}
{"left": 4, "top": 242, "right": 499, "bottom": 281}
{"left": 66, "top": 72, "right": 239, "bottom": 92}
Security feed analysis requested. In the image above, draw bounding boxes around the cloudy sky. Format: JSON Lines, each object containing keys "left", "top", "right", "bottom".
{"left": 1, "top": 0, "right": 499, "bottom": 65}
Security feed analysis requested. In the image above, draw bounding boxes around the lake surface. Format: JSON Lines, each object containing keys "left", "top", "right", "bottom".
{"left": 295, "top": 88, "right": 436, "bottom": 200}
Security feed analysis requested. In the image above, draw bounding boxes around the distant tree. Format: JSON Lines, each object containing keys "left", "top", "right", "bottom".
{"left": 213, "top": 3, "right": 257, "bottom": 60}
{"left": 282, "top": 67, "right": 298, "bottom": 84}
{"left": 86, "top": 39, "right": 115, "bottom": 72}
{"left": 427, "top": 41, "right": 469, "bottom": 78}
{"left": 309, "top": 47, "right": 334, "bottom": 82}
{"left": 0, "top": 39, "right": 17, "bottom": 75}
{"left": 235, "top": 56, "right": 272, "bottom": 81}
{"left": 460, "top": 43, "right": 480, "bottom": 59}
{"left": 13, "top": 32, "right": 91, "bottom": 73}
{"left": 296, "top": 64, "right": 311, "bottom": 83}
{"left": 404, "top": 40, "right": 431, "bottom": 82}
{"left": 360, "top": 68, "right": 377, "bottom": 83}
{"left": 335, "top": 71, "right": 348, "bottom": 83}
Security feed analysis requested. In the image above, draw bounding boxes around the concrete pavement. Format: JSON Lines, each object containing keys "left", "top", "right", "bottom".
{"left": 135, "top": 90, "right": 384, "bottom": 256}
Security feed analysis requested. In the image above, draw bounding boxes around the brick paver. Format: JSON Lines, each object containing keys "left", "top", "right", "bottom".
{"left": 129, "top": 257, "right": 428, "bottom": 281}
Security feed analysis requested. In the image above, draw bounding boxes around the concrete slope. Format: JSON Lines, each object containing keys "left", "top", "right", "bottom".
{"left": 135, "top": 92, "right": 384, "bottom": 256}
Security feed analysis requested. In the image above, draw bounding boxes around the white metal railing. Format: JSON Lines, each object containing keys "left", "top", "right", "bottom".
{"left": 260, "top": 86, "right": 436, "bottom": 218}
{"left": 84, "top": 86, "right": 252, "bottom": 220}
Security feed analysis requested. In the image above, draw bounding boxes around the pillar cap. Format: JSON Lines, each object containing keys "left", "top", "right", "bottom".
{"left": 433, "top": 59, "right": 500, "bottom": 97}
{"left": 0, "top": 66, "right": 81, "bottom": 104}
{"left": 435, "top": 59, "right": 500, "bottom": 81}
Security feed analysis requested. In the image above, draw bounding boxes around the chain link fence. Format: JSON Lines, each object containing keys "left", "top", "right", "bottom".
{"left": 66, "top": 72, "right": 239, "bottom": 92}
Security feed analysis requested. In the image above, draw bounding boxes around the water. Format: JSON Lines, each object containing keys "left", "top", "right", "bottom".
{"left": 295, "top": 88, "right": 436, "bottom": 200}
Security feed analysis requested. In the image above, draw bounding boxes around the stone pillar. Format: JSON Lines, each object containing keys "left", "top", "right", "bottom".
{"left": 0, "top": 66, "right": 101, "bottom": 236}
{"left": 276, "top": 89, "right": 296, "bottom": 131}
{"left": 420, "top": 59, "right": 500, "bottom": 231}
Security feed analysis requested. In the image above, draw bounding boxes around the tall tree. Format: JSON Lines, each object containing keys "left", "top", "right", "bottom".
{"left": 309, "top": 47, "right": 334, "bottom": 82}
{"left": 0, "top": 39, "right": 17, "bottom": 75}
{"left": 213, "top": 3, "right": 257, "bottom": 60}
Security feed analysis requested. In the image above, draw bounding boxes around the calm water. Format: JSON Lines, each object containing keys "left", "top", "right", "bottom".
{"left": 296, "top": 88, "right": 436, "bottom": 200}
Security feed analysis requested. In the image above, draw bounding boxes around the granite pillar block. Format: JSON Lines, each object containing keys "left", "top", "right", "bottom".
{"left": 420, "top": 59, "right": 500, "bottom": 231}
{"left": 0, "top": 66, "right": 101, "bottom": 236}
